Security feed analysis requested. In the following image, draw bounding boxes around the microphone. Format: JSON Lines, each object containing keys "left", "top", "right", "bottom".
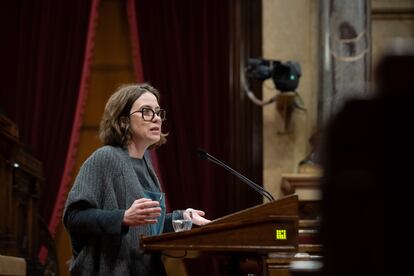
{"left": 197, "top": 149, "right": 275, "bottom": 201}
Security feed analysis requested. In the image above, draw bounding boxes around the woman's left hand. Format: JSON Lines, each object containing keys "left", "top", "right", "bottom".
{"left": 184, "top": 208, "right": 211, "bottom": 226}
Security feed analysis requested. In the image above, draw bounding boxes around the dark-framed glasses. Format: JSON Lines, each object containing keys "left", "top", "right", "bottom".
{"left": 130, "top": 107, "right": 166, "bottom": 121}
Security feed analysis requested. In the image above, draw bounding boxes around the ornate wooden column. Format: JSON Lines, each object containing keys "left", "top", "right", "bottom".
{"left": 318, "top": 0, "right": 372, "bottom": 124}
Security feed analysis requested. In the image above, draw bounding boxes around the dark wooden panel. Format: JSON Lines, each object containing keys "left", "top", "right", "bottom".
{"left": 227, "top": 0, "right": 263, "bottom": 211}
{"left": 0, "top": 113, "right": 48, "bottom": 275}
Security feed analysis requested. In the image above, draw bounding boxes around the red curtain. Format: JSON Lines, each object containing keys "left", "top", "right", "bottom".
{"left": 129, "top": 0, "right": 236, "bottom": 219}
{"left": 128, "top": 2, "right": 263, "bottom": 274}
{"left": 126, "top": 0, "right": 167, "bottom": 207}
{"left": 0, "top": 0, "right": 97, "bottom": 232}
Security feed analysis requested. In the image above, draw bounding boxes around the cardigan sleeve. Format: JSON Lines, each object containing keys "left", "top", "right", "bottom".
{"left": 65, "top": 201, "right": 129, "bottom": 235}
{"left": 63, "top": 147, "right": 124, "bottom": 232}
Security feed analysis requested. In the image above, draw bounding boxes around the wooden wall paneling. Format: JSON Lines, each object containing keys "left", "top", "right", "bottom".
{"left": 262, "top": 0, "right": 320, "bottom": 200}
{"left": 228, "top": 0, "right": 263, "bottom": 211}
{"left": 93, "top": 0, "right": 133, "bottom": 66}
{"left": 83, "top": 69, "right": 135, "bottom": 126}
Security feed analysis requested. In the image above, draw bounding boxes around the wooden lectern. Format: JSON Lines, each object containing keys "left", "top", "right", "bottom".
{"left": 140, "top": 194, "right": 299, "bottom": 275}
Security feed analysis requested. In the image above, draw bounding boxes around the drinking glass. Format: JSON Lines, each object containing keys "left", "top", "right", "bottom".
{"left": 172, "top": 210, "right": 192, "bottom": 232}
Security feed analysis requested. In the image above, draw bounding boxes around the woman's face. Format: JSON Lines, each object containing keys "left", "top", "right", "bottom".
{"left": 128, "top": 92, "right": 162, "bottom": 147}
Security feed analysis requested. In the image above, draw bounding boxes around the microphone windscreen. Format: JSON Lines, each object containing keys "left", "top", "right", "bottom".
{"left": 197, "top": 148, "right": 208, "bottom": 160}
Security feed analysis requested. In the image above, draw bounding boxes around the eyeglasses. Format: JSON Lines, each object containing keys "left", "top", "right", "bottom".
{"left": 130, "top": 107, "right": 166, "bottom": 122}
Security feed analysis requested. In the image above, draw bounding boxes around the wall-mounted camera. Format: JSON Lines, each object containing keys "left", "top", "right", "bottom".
{"left": 245, "top": 58, "right": 302, "bottom": 92}
{"left": 243, "top": 58, "right": 304, "bottom": 133}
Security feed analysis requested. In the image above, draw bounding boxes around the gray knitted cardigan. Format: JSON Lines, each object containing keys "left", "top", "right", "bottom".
{"left": 63, "top": 146, "right": 167, "bottom": 276}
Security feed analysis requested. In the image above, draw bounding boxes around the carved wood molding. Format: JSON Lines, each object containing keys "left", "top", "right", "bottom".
{"left": 280, "top": 174, "right": 321, "bottom": 195}
{"left": 372, "top": 0, "right": 414, "bottom": 19}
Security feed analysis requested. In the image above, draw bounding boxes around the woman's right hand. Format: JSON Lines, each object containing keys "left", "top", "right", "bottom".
{"left": 123, "top": 198, "right": 161, "bottom": 226}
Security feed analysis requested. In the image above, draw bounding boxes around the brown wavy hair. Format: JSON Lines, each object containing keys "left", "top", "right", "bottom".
{"left": 99, "top": 83, "right": 167, "bottom": 148}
